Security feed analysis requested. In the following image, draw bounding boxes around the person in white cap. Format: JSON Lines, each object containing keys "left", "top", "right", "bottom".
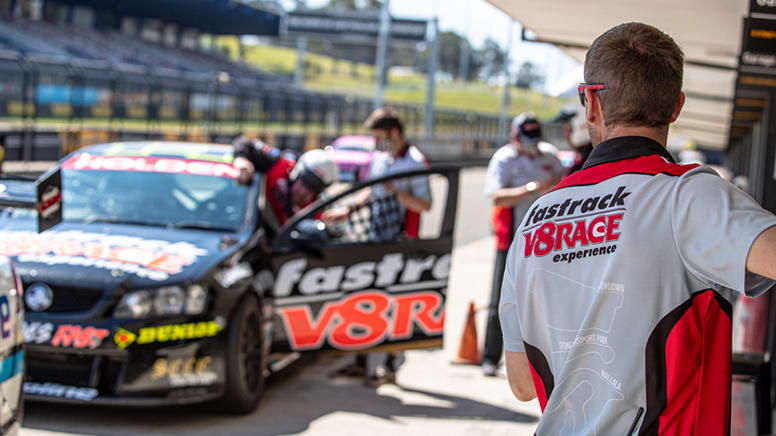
{"left": 232, "top": 136, "right": 339, "bottom": 230}
{"left": 566, "top": 106, "right": 594, "bottom": 175}
{"left": 481, "top": 112, "right": 564, "bottom": 376}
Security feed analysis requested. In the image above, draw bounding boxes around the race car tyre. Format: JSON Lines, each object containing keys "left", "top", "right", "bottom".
{"left": 222, "top": 294, "right": 265, "bottom": 414}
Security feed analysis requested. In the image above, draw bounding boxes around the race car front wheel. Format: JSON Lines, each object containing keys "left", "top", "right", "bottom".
{"left": 222, "top": 294, "right": 265, "bottom": 414}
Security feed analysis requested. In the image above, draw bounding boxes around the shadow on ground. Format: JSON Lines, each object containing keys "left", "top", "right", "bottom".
{"left": 22, "top": 355, "right": 536, "bottom": 436}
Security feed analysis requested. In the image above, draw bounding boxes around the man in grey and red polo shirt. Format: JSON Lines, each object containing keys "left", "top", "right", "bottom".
{"left": 499, "top": 22, "right": 776, "bottom": 435}
{"left": 482, "top": 112, "right": 564, "bottom": 376}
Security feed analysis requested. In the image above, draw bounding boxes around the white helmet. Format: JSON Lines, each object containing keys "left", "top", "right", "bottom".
{"left": 289, "top": 149, "right": 339, "bottom": 194}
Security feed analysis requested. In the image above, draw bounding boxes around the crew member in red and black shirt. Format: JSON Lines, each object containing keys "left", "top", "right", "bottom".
{"left": 232, "top": 136, "right": 338, "bottom": 232}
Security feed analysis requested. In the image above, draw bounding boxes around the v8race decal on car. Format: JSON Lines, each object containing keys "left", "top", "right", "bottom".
{"left": 274, "top": 253, "right": 450, "bottom": 351}
{"left": 0, "top": 230, "right": 207, "bottom": 281}
{"left": 521, "top": 186, "right": 629, "bottom": 264}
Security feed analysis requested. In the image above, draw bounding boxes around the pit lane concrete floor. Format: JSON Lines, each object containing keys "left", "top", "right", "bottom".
{"left": 19, "top": 167, "right": 543, "bottom": 436}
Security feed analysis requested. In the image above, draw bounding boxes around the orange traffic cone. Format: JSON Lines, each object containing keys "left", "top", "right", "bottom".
{"left": 453, "top": 301, "right": 481, "bottom": 365}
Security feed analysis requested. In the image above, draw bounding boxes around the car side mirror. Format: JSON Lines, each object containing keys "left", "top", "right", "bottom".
{"left": 290, "top": 219, "right": 330, "bottom": 244}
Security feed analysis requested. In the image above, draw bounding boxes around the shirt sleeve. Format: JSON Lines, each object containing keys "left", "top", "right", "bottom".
{"left": 407, "top": 156, "right": 431, "bottom": 202}
{"left": 232, "top": 136, "right": 278, "bottom": 173}
{"left": 672, "top": 169, "right": 776, "bottom": 297}
{"left": 499, "top": 241, "right": 525, "bottom": 352}
{"left": 484, "top": 152, "right": 509, "bottom": 196}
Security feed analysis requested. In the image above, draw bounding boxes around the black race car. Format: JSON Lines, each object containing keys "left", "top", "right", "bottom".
{"left": 0, "top": 141, "right": 459, "bottom": 413}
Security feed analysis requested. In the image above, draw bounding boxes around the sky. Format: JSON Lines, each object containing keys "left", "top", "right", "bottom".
{"left": 278, "top": 0, "right": 583, "bottom": 96}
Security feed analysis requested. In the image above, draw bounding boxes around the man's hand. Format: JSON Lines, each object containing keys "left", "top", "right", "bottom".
{"left": 505, "top": 351, "right": 537, "bottom": 402}
{"left": 321, "top": 207, "right": 350, "bottom": 223}
{"left": 233, "top": 156, "right": 255, "bottom": 184}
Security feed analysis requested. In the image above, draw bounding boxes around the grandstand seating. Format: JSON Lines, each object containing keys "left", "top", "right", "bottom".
{"left": 0, "top": 17, "right": 283, "bottom": 82}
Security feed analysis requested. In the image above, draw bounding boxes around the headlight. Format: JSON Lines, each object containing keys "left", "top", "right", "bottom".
{"left": 154, "top": 286, "right": 184, "bottom": 316}
{"left": 114, "top": 285, "right": 209, "bottom": 318}
{"left": 185, "top": 285, "right": 207, "bottom": 315}
{"left": 114, "top": 290, "right": 153, "bottom": 318}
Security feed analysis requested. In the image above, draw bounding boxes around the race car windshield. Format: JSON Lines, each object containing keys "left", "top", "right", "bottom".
{"left": 61, "top": 169, "right": 249, "bottom": 232}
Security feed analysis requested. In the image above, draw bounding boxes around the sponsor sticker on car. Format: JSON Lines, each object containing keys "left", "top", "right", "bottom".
{"left": 23, "top": 382, "right": 98, "bottom": 401}
{"left": 152, "top": 356, "right": 218, "bottom": 387}
{"left": 23, "top": 322, "right": 109, "bottom": 349}
{"left": 114, "top": 320, "right": 223, "bottom": 349}
{"left": 0, "top": 230, "right": 207, "bottom": 281}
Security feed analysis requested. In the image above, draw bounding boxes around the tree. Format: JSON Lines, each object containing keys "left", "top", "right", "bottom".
{"left": 478, "top": 38, "right": 506, "bottom": 80}
{"left": 434, "top": 31, "right": 482, "bottom": 80}
{"left": 514, "top": 61, "right": 545, "bottom": 90}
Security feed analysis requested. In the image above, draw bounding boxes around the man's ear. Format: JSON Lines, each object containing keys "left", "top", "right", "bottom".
{"left": 585, "top": 88, "right": 602, "bottom": 125}
{"left": 670, "top": 92, "right": 685, "bottom": 123}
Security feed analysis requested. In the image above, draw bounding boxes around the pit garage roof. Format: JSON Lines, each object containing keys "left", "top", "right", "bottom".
{"left": 52, "top": 0, "right": 280, "bottom": 35}
{"left": 486, "top": 0, "right": 747, "bottom": 150}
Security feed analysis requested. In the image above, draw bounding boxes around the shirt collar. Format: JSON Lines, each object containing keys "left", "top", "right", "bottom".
{"left": 582, "top": 136, "right": 675, "bottom": 170}
{"left": 395, "top": 142, "right": 410, "bottom": 158}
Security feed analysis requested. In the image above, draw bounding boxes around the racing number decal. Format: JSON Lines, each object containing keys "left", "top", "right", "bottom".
{"left": 0, "top": 296, "right": 11, "bottom": 339}
{"left": 277, "top": 290, "right": 444, "bottom": 351}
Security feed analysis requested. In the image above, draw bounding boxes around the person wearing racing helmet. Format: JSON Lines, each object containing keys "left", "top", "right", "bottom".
{"left": 232, "top": 136, "right": 338, "bottom": 230}
{"left": 481, "top": 112, "right": 564, "bottom": 377}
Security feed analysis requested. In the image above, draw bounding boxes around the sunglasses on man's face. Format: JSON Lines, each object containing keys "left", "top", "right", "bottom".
{"left": 578, "top": 83, "right": 606, "bottom": 107}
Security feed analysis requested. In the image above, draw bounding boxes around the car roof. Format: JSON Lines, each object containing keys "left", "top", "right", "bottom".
{"left": 72, "top": 141, "right": 234, "bottom": 162}
{"left": 331, "top": 136, "right": 375, "bottom": 149}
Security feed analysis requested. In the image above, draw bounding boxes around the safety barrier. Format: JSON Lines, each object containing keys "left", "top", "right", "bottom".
{"left": 0, "top": 54, "right": 516, "bottom": 162}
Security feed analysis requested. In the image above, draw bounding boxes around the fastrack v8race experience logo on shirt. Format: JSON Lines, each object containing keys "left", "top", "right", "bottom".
{"left": 522, "top": 186, "right": 630, "bottom": 264}
{"left": 273, "top": 252, "right": 450, "bottom": 351}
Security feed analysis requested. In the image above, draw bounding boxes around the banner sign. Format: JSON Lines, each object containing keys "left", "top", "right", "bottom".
{"left": 281, "top": 12, "right": 427, "bottom": 43}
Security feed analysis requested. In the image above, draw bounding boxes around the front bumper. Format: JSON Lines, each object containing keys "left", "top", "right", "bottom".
{"left": 23, "top": 318, "right": 228, "bottom": 406}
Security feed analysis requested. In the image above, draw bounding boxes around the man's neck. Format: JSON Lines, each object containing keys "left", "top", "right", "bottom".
{"left": 391, "top": 140, "right": 408, "bottom": 157}
{"left": 512, "top": 142, "right": 537, "bottom": 158}
{"left": 600, "top": 125, "right": 669, "bottom": 147}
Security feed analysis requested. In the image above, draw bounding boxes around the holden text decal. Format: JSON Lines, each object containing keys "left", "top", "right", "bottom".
{"left": 62, "top": 154, "right": 239, "bottom": 178}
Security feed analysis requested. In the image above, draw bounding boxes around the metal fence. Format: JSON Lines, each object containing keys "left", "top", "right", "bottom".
{"left": 0, "top": 53, "right": 510, "bottom": 161}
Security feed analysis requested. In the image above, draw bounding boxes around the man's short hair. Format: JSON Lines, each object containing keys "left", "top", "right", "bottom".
{"left": 363, "top": 107, "right": 404, "bottom": 134}
{"left": 585, "top": 22, "right": 684, "bottom": 127}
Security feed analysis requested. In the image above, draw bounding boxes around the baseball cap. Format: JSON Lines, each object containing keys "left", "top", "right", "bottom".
{"left": 511, "top": 112, "right": 542, "bottom": 146}
{"left": 569, "top": 109, "right": 591, "bottom": 148}
{"left": 552, "top": 104, "right": 578, "bottom": 123}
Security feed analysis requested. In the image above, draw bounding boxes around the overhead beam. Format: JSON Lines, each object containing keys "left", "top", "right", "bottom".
{"left": 521, "top": 30, "right": 737, "bottom": 71}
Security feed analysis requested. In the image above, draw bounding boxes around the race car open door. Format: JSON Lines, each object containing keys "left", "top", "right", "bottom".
{"left": 269, "top": 165, "right": 459, "bottom": 353}
{"left": 0, "top": 168, "right": 62, "bottom": 232}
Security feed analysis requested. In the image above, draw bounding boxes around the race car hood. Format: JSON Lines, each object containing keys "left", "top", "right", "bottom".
{"left": 0, "top": 220, "right": 247, "bottom": 289}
